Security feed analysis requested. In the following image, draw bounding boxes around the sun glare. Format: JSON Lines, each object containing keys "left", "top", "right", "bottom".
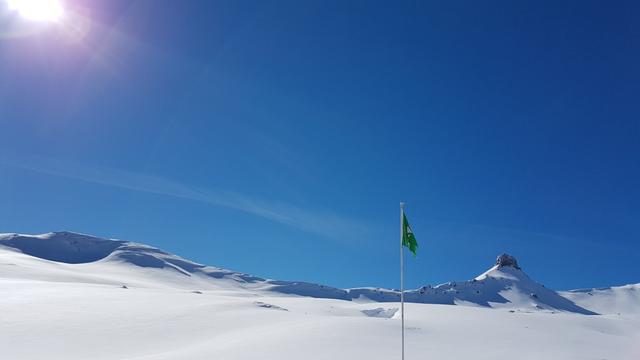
{"left": 6, "top": 0, "right": 64, "bottom": 22}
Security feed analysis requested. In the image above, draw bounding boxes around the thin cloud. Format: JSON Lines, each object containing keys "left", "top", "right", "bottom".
{"left": 4, "top": 157, "right": 370, "bottom": 240}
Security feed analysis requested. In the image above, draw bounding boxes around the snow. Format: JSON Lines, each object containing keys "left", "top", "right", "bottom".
{"left": 1, "top": 232, "right": 639, "bottom": 359}
{"left": 561, "top": 284, "right": 640, "bottom": 316}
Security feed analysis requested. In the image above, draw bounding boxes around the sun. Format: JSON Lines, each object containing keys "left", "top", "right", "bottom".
{"left": 6, "top": 0, "right": 65, "bottom": 22}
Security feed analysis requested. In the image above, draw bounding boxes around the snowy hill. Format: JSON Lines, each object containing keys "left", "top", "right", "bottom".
{"left": 1, "top": 231, "right": 639, "bottom": 360}
{"left": 561, "top": 284, "right": 640, "bottom": 316}
{"left": 342, "top": 254, "right": 598, "bottom": 315}
{"left": 0, "top": 231, "right": 625, "bottom": 315}
{"left": 0, "top": 231, "right": 264, "bottom": 289}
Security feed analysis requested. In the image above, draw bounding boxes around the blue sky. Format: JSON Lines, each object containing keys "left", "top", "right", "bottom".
{"left": 0, "top": 0, "right": 638, "bottom": 290}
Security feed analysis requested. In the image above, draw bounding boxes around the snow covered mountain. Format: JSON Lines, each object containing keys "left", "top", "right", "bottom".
{"left": 561, "top": 284, "right": 640, "bottom": 316}
{"left": 1, "top": 231, "right": 638, "bottom": 360}
{"left": 0, "top": 231, "right": 264, "bottom": 289}
{"left": 0, "top": 231, "right": 631, "bottom": 315}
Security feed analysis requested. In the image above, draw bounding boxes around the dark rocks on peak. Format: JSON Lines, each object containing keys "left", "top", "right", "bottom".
{"left": 496, "top": 253, "right": 521, "bottom": 269}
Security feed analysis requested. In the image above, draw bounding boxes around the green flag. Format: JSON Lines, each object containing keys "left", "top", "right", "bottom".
{"left": 402, "top": 213, "right": 418, "bottom": 256}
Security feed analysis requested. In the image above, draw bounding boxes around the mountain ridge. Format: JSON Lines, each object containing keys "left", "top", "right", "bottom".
{"left": 1, "top": 231, "right": 635, "bottom": 315}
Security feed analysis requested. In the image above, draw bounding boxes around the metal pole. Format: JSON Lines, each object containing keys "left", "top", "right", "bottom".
{"left": 400, "top": 202, "right": 405, "bottom": 360}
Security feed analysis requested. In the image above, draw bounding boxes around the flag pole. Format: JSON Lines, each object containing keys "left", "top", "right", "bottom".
{"left": 399, "top": 202, "right": 405, "bottom": 360}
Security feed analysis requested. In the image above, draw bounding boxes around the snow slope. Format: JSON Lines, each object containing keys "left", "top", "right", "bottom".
{"left": 0, "top": 232, "right": 602, "bottom": 314}
{"left": 340, "top": 255, "right": 597, "bottom": 315}
{"left": 1, "top": 231, "right": 638, "bottom": 359}
{"left": 0, "top": 232, "right": 263, "bottom": 289}
{"left": 561, "top": 284, "right": 640, "bottom": 316}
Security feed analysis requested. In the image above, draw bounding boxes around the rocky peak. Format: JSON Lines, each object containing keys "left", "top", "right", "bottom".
{"left": 496, "top": 253, "right": 520, "bottom": 270}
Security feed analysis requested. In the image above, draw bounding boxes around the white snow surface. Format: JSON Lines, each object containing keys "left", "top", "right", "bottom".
{"left": 561, "top": 284, "right": 640, "bottom": 316}
{"left": 1, "top": 231, "right": 638, "bottom": 359}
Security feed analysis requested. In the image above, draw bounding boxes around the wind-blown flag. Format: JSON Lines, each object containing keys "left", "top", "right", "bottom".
{"left": 402, "top": 213, "right": 418, "bottom": 256}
